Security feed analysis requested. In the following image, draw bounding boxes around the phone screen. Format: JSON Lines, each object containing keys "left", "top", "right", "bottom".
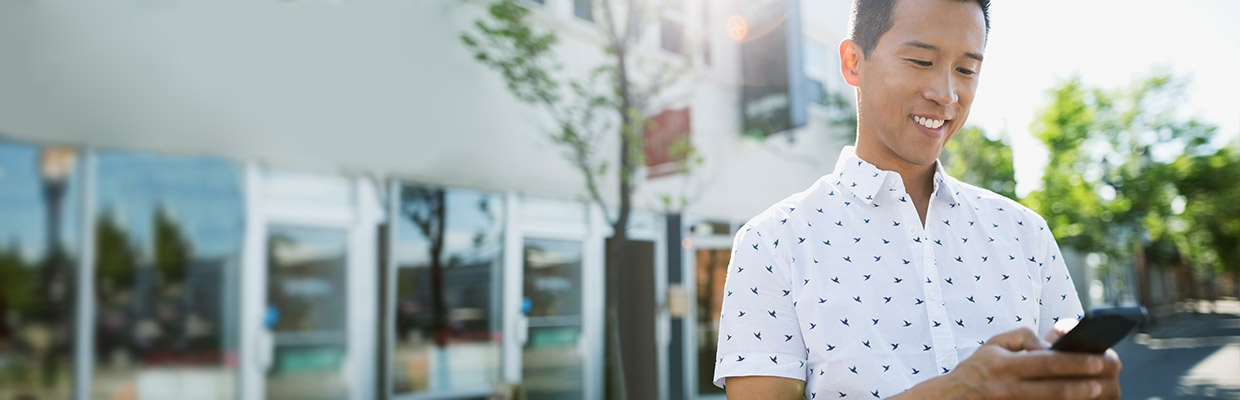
{"left": 1050, "top": 307, "right": 1146, "bottom": 354}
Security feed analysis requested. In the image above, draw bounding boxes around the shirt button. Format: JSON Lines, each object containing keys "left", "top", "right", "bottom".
{"left": 907, "top": 227, "right": 917, "bottom": 236}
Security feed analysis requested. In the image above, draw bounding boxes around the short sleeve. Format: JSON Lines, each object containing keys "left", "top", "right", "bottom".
{"left": 713, "top": 218, "right": 808, "bottom": 389}
{"left": 1034, "top": 219, "right": 1085, "bottom": 339}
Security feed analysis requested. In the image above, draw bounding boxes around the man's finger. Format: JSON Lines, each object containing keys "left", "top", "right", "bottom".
{"left": 985, "top": 327, "right": 1046, "bottom": 351}
{"left": 1044, "top": 318, "right": 1080, "bottom": 344}
{"left": 1005, "top": 350, "right": 1106, "bottom": 379}
{"left": 1102, "top": 348, "right": 1122, "bottom": 377}
{"left": 1003, "top": 379, "right": 1103, "bottom": 400}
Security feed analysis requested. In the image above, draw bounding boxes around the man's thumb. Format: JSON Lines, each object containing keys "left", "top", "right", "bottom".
{"left": 985, "top": 327, "right": 1046, "bottom": 351}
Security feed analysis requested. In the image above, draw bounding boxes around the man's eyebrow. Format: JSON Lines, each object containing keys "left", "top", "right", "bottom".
{"left": 901, "top": 40, "right": 984, "bottom": 62}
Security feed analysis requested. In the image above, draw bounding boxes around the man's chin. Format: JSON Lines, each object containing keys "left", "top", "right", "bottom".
{"left": 898, "top": 149, "right": 943, "bottom": 167}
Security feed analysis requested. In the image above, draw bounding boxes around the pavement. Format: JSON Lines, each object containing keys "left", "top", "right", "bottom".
{"left": 1116, "top": 298, "right": 1240, "bottom": 399}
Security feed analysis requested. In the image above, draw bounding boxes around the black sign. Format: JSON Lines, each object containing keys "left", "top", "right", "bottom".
{"left": 739, "top": 0, "right": 808, "bottom": 137}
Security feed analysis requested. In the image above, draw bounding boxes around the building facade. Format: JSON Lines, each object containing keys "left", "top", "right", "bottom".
{"left": 0, "top": 0, "right": 855, "bottom": 399}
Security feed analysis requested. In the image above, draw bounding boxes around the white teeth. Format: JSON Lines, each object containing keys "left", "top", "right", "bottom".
{"left": 914, "top": 116, "right": 945, "bottom": 129}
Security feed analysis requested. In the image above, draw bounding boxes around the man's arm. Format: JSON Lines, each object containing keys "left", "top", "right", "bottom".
{"left": 888, "top": 328, "right": 1121, "bottom": 400}
{"left": 725, "top": 376, "right": 806, "bottom": 400}
{"left": 712, "top": 218, "right": 808, "bottom": 393}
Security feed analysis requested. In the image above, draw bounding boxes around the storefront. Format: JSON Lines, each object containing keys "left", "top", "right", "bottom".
{"left": 0, "top": 1, "right": 855, "bottom": 397}
{"left": 0, "top": 139, "right": 686, "bottom": 400}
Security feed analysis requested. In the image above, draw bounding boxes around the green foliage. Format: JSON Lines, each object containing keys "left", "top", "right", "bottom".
{"left": 823, "top": 89, "right": 859, "bottom": 143}
{"left": 941, "top": 126, "right": 1017, "bottom": 200}
{"left": 0, "top": 245, "right": 34, "bottom": 315}
{"left": 460, "top": 0, "right": 700, "bottom": 220}
{"left": 1024, "top": 71, "right": 1240, "bottom": 284}
{"left": 460, "top": 0, "right": 562, "bottom": 106}
{"left": 1023, "top": 77, "right": 1111, "bottom": 254}
{"left": 95, "top": 210, "right": 137, "bottom": 296}
{"left": 463, "top": 0, "right": 623, "bottom": 215}
{"left": 153, "top": 206, "right": 192, "bottom": 287}
{"left": 1171, "top": 146, "right": 1240, "bottom": 276}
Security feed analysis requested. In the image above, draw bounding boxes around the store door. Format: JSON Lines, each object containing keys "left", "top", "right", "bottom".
{"left": 504, "top": 197, "right": 603, "bottom": 400}
{"left": 241, "top": 169, "right": 381, "bottom": 400}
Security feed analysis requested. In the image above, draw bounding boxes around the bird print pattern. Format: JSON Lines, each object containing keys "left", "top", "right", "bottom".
{"left": 713, "top": 148, "right": 1083, "bottom": 398}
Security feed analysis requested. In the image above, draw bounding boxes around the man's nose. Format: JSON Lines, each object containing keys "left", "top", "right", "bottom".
{"left": 923, "top": 70, "right": 958, "bottom": 107}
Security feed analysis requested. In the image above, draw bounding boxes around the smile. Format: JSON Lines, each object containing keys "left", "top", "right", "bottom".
{"left": 912, "top": 115, "right": 946, "bottom": 129}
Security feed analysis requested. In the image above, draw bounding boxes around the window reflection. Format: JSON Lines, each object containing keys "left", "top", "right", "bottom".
{"left": 0, "top": 142, "right": 80, "bottom": 399}
{"left": 696, "top": 248, "right": 729, "bottom": 395}
{"left": 92, "top": 151, "right": 244, "bottom": 400}
{"left": 266, "top": 225, "right": 348, "bottom": 400}
{"left": 522, "top": 238, "right": 584, "bottom": 400}
{"left": 392, "top": 185, "right": 504, "bottom": 395}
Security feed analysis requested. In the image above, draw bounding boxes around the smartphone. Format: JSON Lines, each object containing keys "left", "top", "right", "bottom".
{"left": 1050, "top": 307, "right": 1147, "bottom": 354}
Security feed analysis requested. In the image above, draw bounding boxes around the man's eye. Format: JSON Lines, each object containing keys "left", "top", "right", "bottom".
{"left": 956, "top": 67, "right": 976, "bottom": 76}
{"left": 908, "top": 59, "right": 932, "bottom": 67}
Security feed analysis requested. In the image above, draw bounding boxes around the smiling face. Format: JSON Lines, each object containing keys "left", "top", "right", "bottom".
{"left": 840, "top": 0, "right": 987, "bottom": 170}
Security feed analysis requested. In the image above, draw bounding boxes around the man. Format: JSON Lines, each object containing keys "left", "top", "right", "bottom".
{"left": 712, "top": 0, "right": 1123, "bottom": 398}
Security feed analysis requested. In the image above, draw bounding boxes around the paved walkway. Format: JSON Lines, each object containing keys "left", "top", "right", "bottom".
{"left": 1117, "top": 299, "right": 1240, "bottom": 399}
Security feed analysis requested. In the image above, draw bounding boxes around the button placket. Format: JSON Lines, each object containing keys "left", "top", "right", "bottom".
{"left": 922, "top": 186, "right": 960, "bottom": 373}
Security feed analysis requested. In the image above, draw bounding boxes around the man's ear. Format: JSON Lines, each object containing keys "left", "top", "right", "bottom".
{"left": 840, "top": 39, "right": 863, "bottom": 87}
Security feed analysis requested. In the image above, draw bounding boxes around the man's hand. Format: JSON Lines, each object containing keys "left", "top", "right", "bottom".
{"left": 1045, "top": 319, "right": 1124, "bottom": 399}
{"left": 725, "top": 375, "right": 806, "bottom": 400}
{"left": 892, "top": 327, "right": 1122, "bottom": 399}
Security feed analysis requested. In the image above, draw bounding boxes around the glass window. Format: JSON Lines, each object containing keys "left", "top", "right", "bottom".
{"left": 0, "top": 141, "right": 80, "bottom": 399}
{"left": 627, "top": 13, "right": 642, "bottom": 42}
{"left": 661, "top": 18, "right": 685, "bottom": 54}
{"left": 804, "top": 40, "right": 829, "bottom": 78}
{"left": 91, "top": 150, "right": 244, "bottom": 400}
{"left": 391, "top": 185, "right": 505, "bottom": 395}
{"left": 701, "top": 0, "right": 712, "bottom": 66}
{"left": 695, "top": 248, "right": 729, "bottom": 395}
{"left": 574, "top": 0, "right": 593, "bottom": 22}
{"left": 265, "top": 225, "right": 349, "bottom": 400}
{"left": 807, "top": 78, "right": 826, "bottom": 106}
{"left": 522, "top": 238, "right": 583, "bottom": 400}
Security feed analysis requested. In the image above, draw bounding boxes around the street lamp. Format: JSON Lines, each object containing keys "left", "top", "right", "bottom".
{"left": 40, "top": 147, "right": 75, "bottom": 265}
{"left": 36, "top": 146, "right": 75, "bottom": 390}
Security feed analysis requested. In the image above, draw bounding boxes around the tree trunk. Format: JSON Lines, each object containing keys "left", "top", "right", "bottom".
{"left": 605, "top": 236, "right": 628, "bottom": 400}
{"left": 605, "top": 14, "right": 637, "bottom": 399}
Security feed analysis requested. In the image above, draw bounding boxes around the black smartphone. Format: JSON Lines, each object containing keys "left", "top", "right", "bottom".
{"left": 1050, "top": 307, "right": 1147, "bottom": 354}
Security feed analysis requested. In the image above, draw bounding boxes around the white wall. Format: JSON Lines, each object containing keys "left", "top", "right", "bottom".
{"left": 0, "top": 0, "right": 857, "bottom": 223}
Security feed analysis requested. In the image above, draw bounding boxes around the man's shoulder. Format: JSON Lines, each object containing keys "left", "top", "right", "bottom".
{"left": 949, "top": 177, "right": 1049, "bottom": 227}
{"left": 738, "top": 176, "right": 833, "bottom": 233}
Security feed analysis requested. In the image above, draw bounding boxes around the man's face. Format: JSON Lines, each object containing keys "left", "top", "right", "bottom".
{"left": 847, "top": 0, "right": 986, "bottom": 167}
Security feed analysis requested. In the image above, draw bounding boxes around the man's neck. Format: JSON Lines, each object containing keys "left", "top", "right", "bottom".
{"left": 853, "top": 144, "right": 938, "bottom": 227}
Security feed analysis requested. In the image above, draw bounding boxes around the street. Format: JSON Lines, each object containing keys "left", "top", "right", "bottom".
{"left": 1116, "top": 299, "right": 1240, "bottom": 399}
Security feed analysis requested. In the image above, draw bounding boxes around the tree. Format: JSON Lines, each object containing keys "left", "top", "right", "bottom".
{"left": 95, "top": 210, "right": 138, "bottom": 300}
{"left": 461, "top": 0, "right": 695, "bottom": 397}
{"left": 399, "top": 186, "right": 447, "bottom": 346}
{"left": 1170, "top": 145, "right": 1240, "bottom": 298}
{"left": 941, "top": 126, "right": 1018, "bottom": 200}
{"left": 0, "top": 245, "right": 32, "bottom": 320}
{"left": 1025, "top": 72, "right": 1234, "bottom": 308}
{"left": 153, "top": 205, "right": 192, "bottom": 296}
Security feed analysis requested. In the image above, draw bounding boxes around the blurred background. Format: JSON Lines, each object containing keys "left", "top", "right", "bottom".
{"left": 0, "top": 0, "right": 1236, "bottom": 399}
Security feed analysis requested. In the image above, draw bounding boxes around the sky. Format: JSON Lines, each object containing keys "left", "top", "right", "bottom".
{"left": 967, "top": 0, "right": 1240, "bottom": 197}
{"left": 0, "top": 144, "right": 245, "bottom": 264}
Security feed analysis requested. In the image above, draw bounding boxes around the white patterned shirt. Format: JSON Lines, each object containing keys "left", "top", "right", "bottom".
{"left": 713, "top": 147, "right": 1083, "bottom": 399}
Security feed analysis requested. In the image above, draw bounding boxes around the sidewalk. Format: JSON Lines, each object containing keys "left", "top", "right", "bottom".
{"left": 1117, "top": 298, "right": 1240, "bottom": 399}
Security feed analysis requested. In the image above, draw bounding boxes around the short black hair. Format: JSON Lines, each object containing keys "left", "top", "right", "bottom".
{"left": 849, "top": 0, "right": 991, "bottom": 59}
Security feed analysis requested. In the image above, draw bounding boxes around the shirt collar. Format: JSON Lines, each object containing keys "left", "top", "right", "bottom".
{"left": 831, "top": 146, "right": 959, "bottom": 205}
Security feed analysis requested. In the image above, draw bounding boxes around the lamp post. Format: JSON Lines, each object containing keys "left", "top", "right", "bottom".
{"left": 38, "top": 146, "right": 75, "bottom": 390}
{"left": 40, "top": 148, "right": 74, "bottom": 262}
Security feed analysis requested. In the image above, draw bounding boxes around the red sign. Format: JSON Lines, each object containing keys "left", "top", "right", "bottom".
{"left": 644, "top": 108, "right": 692, "bottom": 179}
